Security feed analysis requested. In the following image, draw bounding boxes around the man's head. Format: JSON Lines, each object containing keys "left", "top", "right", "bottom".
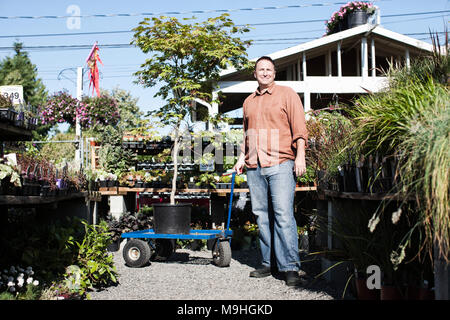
{"left": 254, "top": 56, "right": 276, "bottom": 89}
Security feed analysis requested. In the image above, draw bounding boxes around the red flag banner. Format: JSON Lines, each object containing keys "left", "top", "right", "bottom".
{"left": 86, "top": 42, "right": 103, "bottom": 97}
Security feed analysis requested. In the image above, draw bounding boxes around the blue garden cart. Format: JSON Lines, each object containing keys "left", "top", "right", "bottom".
{"left": 121, "top": 172, "right": 237, "bottom": 268}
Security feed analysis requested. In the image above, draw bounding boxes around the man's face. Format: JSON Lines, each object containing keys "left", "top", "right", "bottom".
{"left": 254, "top": 59, "right": 276, "bottom": 89}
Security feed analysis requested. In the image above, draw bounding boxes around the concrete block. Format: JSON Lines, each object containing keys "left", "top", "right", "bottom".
{"left": 109, "top": 195, "right": 126, "bottom": 220}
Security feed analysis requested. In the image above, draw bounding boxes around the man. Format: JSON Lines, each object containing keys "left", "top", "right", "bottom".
{"left": 233, "top": 56, "right": 308, "bottom": 286}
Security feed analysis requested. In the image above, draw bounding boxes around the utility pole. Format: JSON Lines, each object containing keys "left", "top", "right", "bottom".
{"left": 75, "top": 66, "right": 83, "bottom": 167}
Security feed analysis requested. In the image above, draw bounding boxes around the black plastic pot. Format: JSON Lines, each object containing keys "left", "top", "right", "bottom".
{"left": 107, "top": 239, "right": 121, "bottom": 252}
{"left": 343, "top": 165, "right": 358, "bottom": 192}
{"left": 152, "top": 203, "right": 191, "bottom": 234}
{"left": 317, "top": 170, "right": 328, "bottom": 191}
{"left": 0, "top": 178, "right": 8, "bottom": 195}
{"left": 0, "top": 108, "right": 9, "bottom": 121}
{"left": 347, "top": 10, "right": 369, "bottom": 29}
{"left": 134, "top": 181, "right": 144, "bottom": 188}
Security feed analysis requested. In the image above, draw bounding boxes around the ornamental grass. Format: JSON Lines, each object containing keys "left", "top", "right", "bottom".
{"left": 348, "top": 32, "right": 450, "bottom": 264}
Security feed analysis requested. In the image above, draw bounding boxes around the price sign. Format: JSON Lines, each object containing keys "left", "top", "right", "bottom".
{"left": 0, "top": 85, "right": 24, "bottom": 105}
{"left": 200, "top": 159, "right": 215, "bottom": 172}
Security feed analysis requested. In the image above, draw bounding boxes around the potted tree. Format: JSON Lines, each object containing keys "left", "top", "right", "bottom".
{"left": 132, "top": 13, "right": 251, "bottom": 234}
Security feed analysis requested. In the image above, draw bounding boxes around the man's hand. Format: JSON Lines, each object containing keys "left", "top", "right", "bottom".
{"left": 294, "top": 139, "right": 306, "bottom": 177}
{"left": 233, "top": 153, "right": 246, "bottom": 174}
{"left": 294, "top": 154, "right": 306, "bottom": 177}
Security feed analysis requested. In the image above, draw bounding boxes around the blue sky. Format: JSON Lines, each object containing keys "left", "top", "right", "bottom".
{"left": 0, "top": 0, "right": 449, "bottom": 120}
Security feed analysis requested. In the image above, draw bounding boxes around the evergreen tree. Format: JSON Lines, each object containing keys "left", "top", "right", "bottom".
{"left": 0, "top": 42, "right": 50, "bottom": 138}
{"left": 0, "top": 42, "right": 47, "bottom": 107}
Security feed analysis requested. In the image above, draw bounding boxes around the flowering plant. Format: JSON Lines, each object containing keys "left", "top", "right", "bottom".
{"left": 325, "top": 1, "right": 376, "bottom": 35}
{"left": 39, "top": 91, "right": 120, "bottom": 129}
{"left": 0, "top": 265, "right": 39, "bottom": 295}
{"left": 0, "top": 163, "right": 21, "bottom": 187}
{"left": 81, "top": 94, "right": 120, "bottom": 130}
{"left": 39, "top": 91, "right": 80, "bottom": 125}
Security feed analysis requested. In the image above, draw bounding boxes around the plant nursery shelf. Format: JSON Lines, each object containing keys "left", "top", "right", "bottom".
{"left": 0, "top": 192, "right": 88, "bottom": 206}
{"left": 0, "top": 121, "right": 33, "bottom": 141}
{"left": 98, "top": 186, "right": 316, "bottom": 195}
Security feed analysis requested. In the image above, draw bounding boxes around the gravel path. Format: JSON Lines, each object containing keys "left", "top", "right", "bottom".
{"left": 89, "top": 241, "right": 339, "bottom": 300}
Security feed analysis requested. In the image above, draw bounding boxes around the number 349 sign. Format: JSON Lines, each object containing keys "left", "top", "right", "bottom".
{"left": 0, "top": 85, "right": 25, "bottom": 105}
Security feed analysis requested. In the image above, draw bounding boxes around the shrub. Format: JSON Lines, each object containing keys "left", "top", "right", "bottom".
{"left": 105, "top": 208, "right": 153, "bottom": 243}
{"left": 64, "top": 220, "right": 117, "bottom": 298}
{"left": 306, "top": 110, "right": 356, "bottom": 178}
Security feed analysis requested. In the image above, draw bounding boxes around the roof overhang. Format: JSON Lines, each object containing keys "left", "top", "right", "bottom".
{"left": 220, "top": 24, "right": 434, "bottom": 79}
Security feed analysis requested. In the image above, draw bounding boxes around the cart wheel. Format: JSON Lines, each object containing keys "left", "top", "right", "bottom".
{"left": 212, "top": 239, "right": 231, "bottom": 267}
{"left": 123, "top": 239, "right": 152, "bottom": 268}
{"left": 151, "top": 239, "right": 174, "bottom": 261}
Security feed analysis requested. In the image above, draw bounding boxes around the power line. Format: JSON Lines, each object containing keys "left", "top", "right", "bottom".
{"left": 1, "top": 9, "right": 448, "bottom": 40}
{"left": 0, "top": 30, "right": 131, "bottom": 39}
{"left": 248, "top": 10, "right": 450, "bottom": 26}
{"left": 0, "top": 1, "right": 386, "bottom": 20}
{"left": 3, "top": 28, "right": 444, "bottom": 53}
{"left": 1, "top": 22, "right": 446, "bottom": 53}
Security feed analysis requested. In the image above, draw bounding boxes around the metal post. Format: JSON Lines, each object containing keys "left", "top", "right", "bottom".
{"left": 371, "top": 38, "right": 376, "bottom": 77}
{"left": 302, "top": 52, "right": 307, "bottom": 81}
{"left": 327, "top": 49, "right": 332, "bottom": 77}
{"left": 75, "top": 67, "right": 83, "bottom": 167}
{"left": 361, "top": 37, "right": 368, "bottom": 78}
{"left": 337, "top": 42, "right": 342, "bottom": 77}
{"left": 405, "top": 49, "right": 411, "bottom": 69}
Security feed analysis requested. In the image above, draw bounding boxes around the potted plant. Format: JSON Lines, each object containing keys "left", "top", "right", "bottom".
{"left": 0, "top": 163, "right": 21, "bottom": 195}
{"left": 345, "top": 1, "right": 377, "bottom": 29}
{"left": 105, "top": 208, "right": 154, "bottom": 252}
{"left": 241, "top": 221, "right": 258, "bottom": 250}
{"left": 296, "top": 165, "right": 316, "bottom": 187}
{"left": 305, "top": 109, "right": 356, "bottom": 191}
{"left": 196, "top": 172, "right": 217, "bottom": 189}
{"left": 132, "top": 13, "right": 251, "bottom": 234}
{"left": 217, "top": 174, "right": 232, "bottom": 189}
{"left": 325, "top": 2, "right": 377, "bottom": 35}
{"left": 234, "top": 174, "right": 245, "bottom": 188}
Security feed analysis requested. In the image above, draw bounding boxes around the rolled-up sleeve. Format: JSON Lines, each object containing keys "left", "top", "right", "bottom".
{"left": 240, "top": 102, "right": 247, "bottom": 155}
{"left": 285, "top": 89, "right": 308, "bottom": 149}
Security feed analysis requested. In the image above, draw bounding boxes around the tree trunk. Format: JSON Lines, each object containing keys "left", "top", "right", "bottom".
{"left": 170, "top": 124, "right": 181, "bottom": 205}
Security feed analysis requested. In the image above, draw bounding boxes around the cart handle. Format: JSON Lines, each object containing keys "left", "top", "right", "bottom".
{"left": 221, "top": 171, "right": 238, "bottom": 176}
{"left": 225, "top": 171, "right": 236, "bottom": 233}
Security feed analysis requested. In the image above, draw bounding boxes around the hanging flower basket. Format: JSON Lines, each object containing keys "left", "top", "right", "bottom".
{"left": 39, "top": 91, "right": 120, "bottom": 129}
{"left": 325, "top": 2, "right": 377, "bottom": 35}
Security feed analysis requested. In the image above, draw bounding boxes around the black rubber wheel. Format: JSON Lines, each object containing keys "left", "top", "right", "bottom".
{"left": 123, "top": 239, "right": 152, "bottom": 268}
{"left": 212, "top": 239, "right": 232, "bottom": 267}
{"left": 150, "top": 239, "right": 175, "bottom": 261}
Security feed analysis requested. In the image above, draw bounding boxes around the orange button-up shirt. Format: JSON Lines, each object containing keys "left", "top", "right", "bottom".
{"left": 240, "top": 82, "right": 308, "bottom": 168}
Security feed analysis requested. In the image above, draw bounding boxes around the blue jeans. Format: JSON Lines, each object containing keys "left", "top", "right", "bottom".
{"left": 247, "top": 160, "right": 300, "bottom": 272}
